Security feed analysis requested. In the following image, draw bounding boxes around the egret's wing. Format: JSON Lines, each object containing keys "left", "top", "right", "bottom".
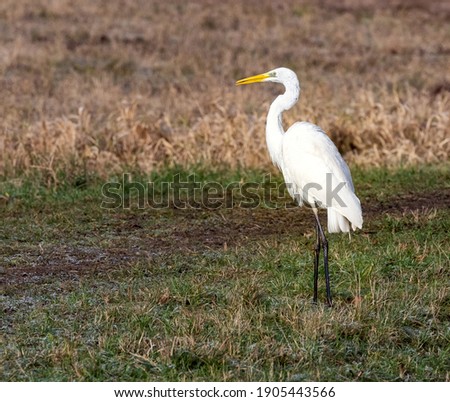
{"left": 282, "top": 122, "right": 363, "bottom": 230}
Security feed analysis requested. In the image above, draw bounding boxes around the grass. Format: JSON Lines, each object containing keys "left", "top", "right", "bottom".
{"left": 0, "top": 0, "right": 449, "bottom": 180}
{"left": 1, "top": 0, "right": 449, "bottom": 383}
{"left": 1, "top": 165, "right": 449, "bottom": 381}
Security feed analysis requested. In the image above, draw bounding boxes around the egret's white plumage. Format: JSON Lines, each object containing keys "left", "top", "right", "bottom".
{"left": 282, "top": 122, "right": 363, "bottom": 233}
{"left": 236, "top": 67, "right": 363, "bottom": 305}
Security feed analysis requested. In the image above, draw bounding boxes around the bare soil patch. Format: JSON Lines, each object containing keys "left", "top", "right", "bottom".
{"left": 3, "top": 188, "right": 448, "bottom": 285}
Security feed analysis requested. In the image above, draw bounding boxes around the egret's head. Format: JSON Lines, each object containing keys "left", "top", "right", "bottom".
{"left": 236, "top": 67, "right": 298, "bottom": 86}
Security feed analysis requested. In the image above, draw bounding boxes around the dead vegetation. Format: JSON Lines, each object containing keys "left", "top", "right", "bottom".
{"left": 0, "top": 0, "right": 449, "bottom": 180}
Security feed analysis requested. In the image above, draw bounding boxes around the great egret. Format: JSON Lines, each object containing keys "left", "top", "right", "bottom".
{"left": 236, "top": 67, "right": 363, "bottom": 306}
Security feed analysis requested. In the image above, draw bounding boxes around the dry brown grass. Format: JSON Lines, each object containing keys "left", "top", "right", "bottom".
{"left": 1, "top": 0, "right": 449, "bottom": 180}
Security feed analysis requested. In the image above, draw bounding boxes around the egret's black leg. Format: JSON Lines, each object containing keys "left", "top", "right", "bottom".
{"left": 313, "top": 210, "right": 333, "bottom": 307}
{"left": 313, "top": 219, "right": 320, "bottom": 304}
{"left": 322, "top": 234, "right": 332, "bottom": 307}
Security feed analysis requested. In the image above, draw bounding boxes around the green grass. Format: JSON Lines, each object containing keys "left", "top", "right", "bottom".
{"left": 1, "top": 165, "right": 449, "bottom": 381}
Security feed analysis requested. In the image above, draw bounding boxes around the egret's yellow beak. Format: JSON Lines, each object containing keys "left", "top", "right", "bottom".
{"left": 235, "top": 72, "right": 271, "bottom": 86}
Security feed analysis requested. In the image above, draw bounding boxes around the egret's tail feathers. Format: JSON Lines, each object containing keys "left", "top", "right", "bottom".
{"left": 327, "top": 209, "right": 350, "bottom": 233}
{"left": 327, "top": 207, "right": 363, "bottom": 233}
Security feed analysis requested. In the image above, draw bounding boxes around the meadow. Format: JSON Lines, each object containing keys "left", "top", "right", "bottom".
{"left": 1, "top": 0, "right": 449, "bottom": 381}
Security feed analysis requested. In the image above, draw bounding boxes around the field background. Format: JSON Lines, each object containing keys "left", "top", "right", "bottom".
{"left": 1, "top": 0, "right": 450, "bottom": 382}
{"left": 0, "top": 0, "right": 449, "bottom": 181}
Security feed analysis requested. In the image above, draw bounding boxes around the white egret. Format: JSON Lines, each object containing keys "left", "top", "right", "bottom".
{"left": 236, "top": 67, "right": 363, "bottom": 306}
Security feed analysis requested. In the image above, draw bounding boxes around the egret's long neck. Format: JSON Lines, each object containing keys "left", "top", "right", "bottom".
{"left": 265, "top": 81, "right": 299, "bottom": 170}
